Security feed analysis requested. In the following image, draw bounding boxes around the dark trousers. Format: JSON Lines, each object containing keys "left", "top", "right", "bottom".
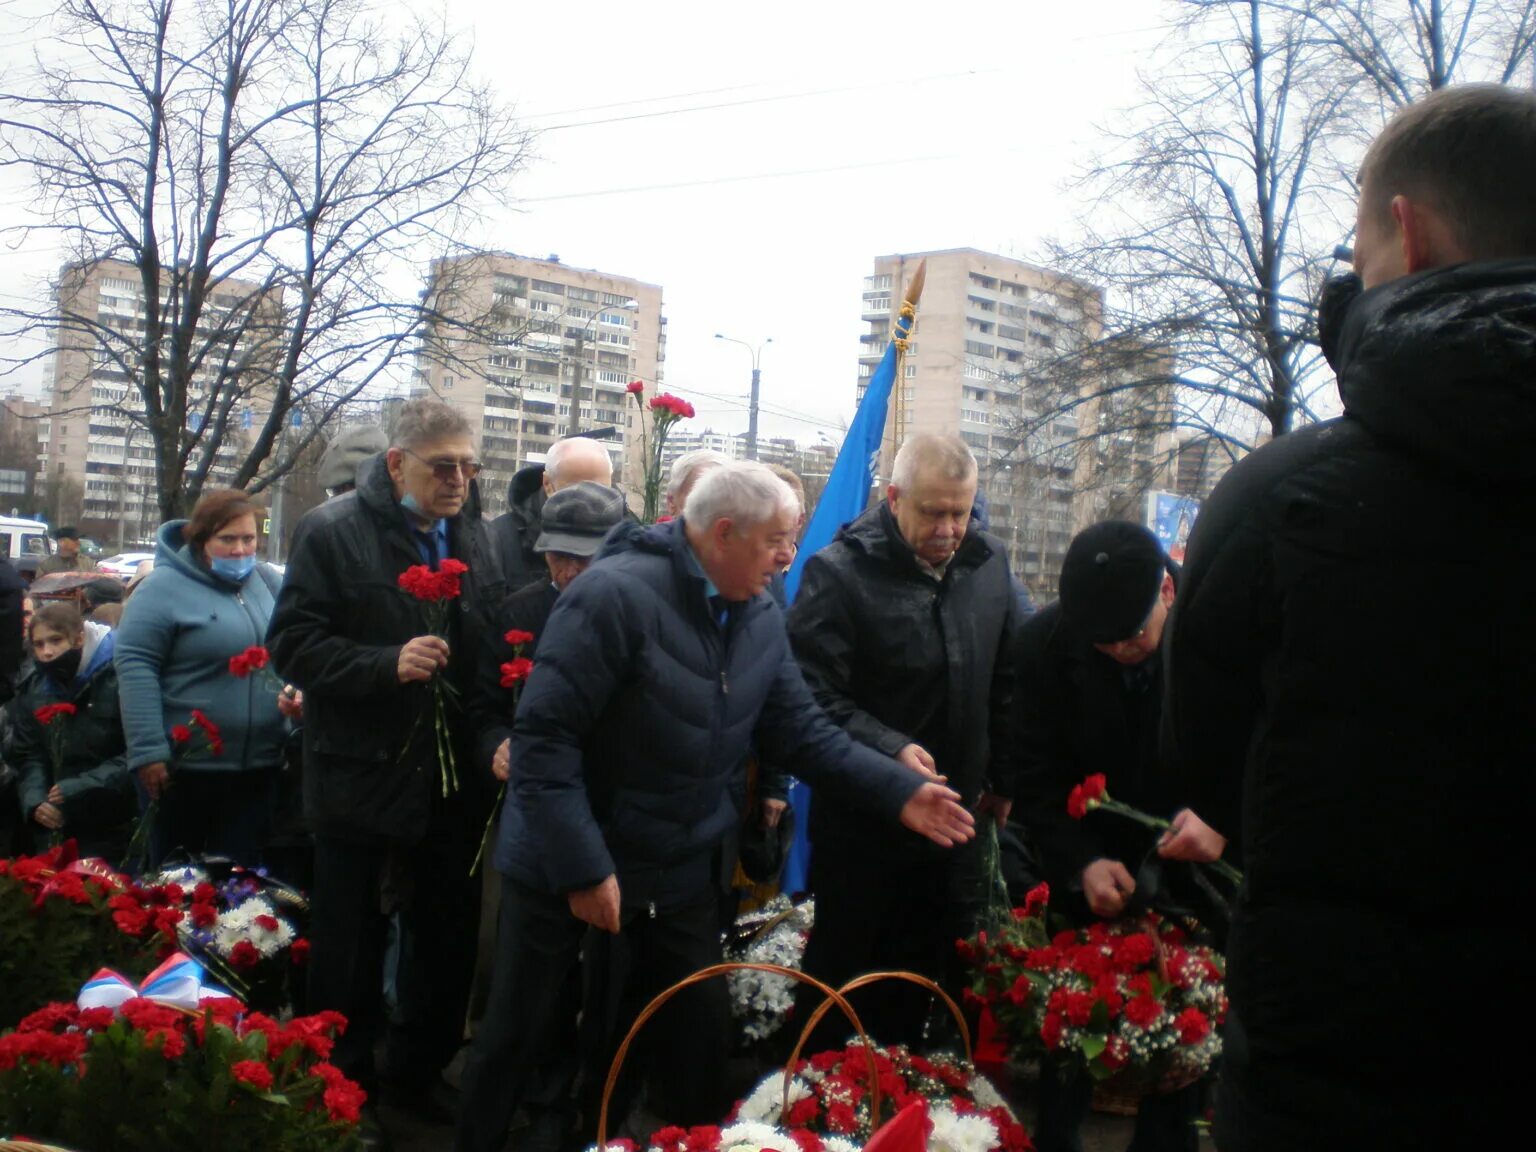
{"left": 309, "top": 826, "right": 482, "bottom": 1094}
{"left": 145, "top": 767, "right": 278, "bottom": 870}
{"left": 797, "top": 836, "right": 985, "bottom": 1052}
{"left": 1035, "top": 1058, "right": 1200, "bottom": 1152}
{"left": 456, "top": 878, "right": 587, "bottom": 1152}
{"left": 578, "top": 889, "right": 731, "bottom": 1138}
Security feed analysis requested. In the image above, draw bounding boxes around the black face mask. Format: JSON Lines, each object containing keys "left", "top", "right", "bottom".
{"left": 38, "top": 647, "right": 83, "bottom": 682}
{"left": 1318, "top": 272, "right": 1364, "bottom": 371}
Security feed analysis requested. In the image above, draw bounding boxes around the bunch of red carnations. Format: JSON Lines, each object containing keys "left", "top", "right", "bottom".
{"left": 958, "top": 883, "right": 1226, "bottom": 1091}
{"left": 0, "top": 997, "right": 365, "bottom": 1150}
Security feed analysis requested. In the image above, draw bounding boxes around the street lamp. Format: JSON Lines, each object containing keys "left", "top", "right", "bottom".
{"left": 715, "top": 333, "right": 772, "bottom": 460}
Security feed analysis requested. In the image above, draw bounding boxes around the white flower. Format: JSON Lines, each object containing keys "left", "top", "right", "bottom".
{"left": 153, "top": 865, "right": 208, "bottom": 890}
{"left": 719, "top": 1121, "right": 804, "bottom": 1152}
{"left": 929, "top": 1107, "right": 1001, "bottom": 1152}
{"left": 736, "top": 1072, "right": 810, "bottom": 1123}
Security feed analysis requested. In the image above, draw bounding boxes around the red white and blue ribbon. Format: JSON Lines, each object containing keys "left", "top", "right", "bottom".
{"left": 78, "top": 952, "right": 235, "bottom": 1013}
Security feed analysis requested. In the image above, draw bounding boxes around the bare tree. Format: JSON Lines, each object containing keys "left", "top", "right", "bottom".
{"left": 0, "top": 0, "right": 529, "bottom": 519}
{"left": 1019, "top": 0, "right": 1353, "bottom": 479}
{"left": 1285, "top": 0, "right": 1536, "bottom": 105}
{"left": 1016, "top": 0, "right": 1536, "bottom": 498}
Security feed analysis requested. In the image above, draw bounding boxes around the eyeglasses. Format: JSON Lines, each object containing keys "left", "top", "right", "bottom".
{"left": 403, "top": 449, "right": 481, "bottom": 481}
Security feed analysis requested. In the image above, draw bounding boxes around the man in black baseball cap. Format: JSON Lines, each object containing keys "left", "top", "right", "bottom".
{"left": 1014, "top": 520, "right": 1229, "bottom": 1152}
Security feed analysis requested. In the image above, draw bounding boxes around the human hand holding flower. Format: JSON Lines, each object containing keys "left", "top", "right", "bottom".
{"left": 1157, "top": 809, "right": 1226, "bottom": 863}
{"left": 397, "top": 635, "right": 450, "bottom": 683}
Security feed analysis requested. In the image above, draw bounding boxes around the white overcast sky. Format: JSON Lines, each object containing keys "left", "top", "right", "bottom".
{"left": 0, "top": 0, "right": 1166, "bottom": 444}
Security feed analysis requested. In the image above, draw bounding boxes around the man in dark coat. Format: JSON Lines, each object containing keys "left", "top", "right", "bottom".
{"left": 1015, "top": 521, "right": 1228, "bottom": 1152}
{"left": 268, "top": 399, "right": 505, "bottom": 1142}
{"left": 787, "top": 433, "right": 1016, "bottom": 1048}
{"left": 466, "top": 481, "right": 625, "bottom": 1152}
{"left": 491, "top": 436, "right": 614, "bottom": 592}
{"left": 455, "top": 462, "right": 975, "bottom": 1152}
{"left": 1163, "top": 84, "right": 1536, "bottom": 1152}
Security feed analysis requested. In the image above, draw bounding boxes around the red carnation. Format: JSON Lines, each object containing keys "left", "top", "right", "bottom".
{"left": 503, "top": 629, "right": 535, "bottom": 647}
{"left": 1023, "top": 881, "right": 1050, "bottom": 918}
{"left": 254, "top": 913, "right": 281, "bottom": 933}
{"left": 170, "top": 724, "right": 193, "bottom": 744}
{"left": 826, "top": 1102, "right": 858, "bottom": 1134}
{"left": 229, "top": 940, "right": 262, "bottom": 969}
{"left": 500, "top": 658, "right": 534, "bottom": 688}
{"left": 1124, "top": 994, "right": 1163, "bottom": 1030}
{"left": 626, "top": 380, "right": 645, "bottom": 394}
{"left": 1082, "top": 774, "right": 1108, "bottom": 802}
{"left": 232, "top": 1059, "right": 275, "bottom": 1091}
{"left": 190, "top": 901, "right": 217, "bottom": 928}
{"left": 291, "top": 937, "right": 311, "bottom": 965}
{"left": 34, "top": 702, "right": 78, "bottom": 726}
{"left": 785, "top": 1095, "right": 820, "bottom": 1126}
{"left": 1040, "top": 1011, "right": 1065, "bottom": 1050}
{"left": 1066, "top": 785, "right": 1088, "bottom": 820}
{"left": 1174, "top": 1006, "right": 1211, "bottom": 1045}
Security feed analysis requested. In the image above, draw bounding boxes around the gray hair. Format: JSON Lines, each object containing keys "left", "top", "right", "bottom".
{"left": 667, "top": 448, "right": 732, "bottom": 502}
{"left": 891, "top": 433, "right": 977, "bottom": 492}
{"left": 684, "top": 461, "right": 799, "bottom": 529}
{"left": 546, "top": 436, "right": 613, "bottom": 486}
{"left": 392, "top": 398, "right": 474, "bottom": 451}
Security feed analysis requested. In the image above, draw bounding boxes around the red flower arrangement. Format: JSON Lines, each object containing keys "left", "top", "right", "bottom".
{"left": 627, "top": 381, "right": 697, "bottom": 523}
{"left": 0, "top": 998, "right": 365, "bottom": 1149}
{"left": 957, "top": 883, "right": 1227, "bottom": 1091}
{"left": 397, "top": 558, "right": 471, "bottom": 797}
{"left": 474, "top": 629, "right": 536, "bottom": 876}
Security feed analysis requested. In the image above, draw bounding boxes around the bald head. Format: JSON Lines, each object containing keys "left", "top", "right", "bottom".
{"left": 544, "top": 437, "right": 614, "bottom": 494}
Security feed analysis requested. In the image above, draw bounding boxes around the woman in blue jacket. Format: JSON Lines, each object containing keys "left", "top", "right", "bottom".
{"left": 115, "top": 488, "right": 287, "bottom": 867}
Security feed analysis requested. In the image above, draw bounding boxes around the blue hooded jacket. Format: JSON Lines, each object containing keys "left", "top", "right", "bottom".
{"left": 114, "top": 520, "right": 287, "bottom": 773}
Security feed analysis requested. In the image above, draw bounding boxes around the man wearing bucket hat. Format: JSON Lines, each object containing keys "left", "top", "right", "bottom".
{"left": 1014, "top": 520, "right": 1226, "bottom": 1152}
{"left": 462, "top": 480, "right": 626, "bottom": 1152}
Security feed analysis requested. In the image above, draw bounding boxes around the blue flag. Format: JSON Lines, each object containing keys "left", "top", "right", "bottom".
{"left": 779, "top": 269, "right": 922, "bottom": 893}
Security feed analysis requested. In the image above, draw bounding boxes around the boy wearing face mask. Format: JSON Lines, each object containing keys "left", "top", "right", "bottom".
{"left": 114, "top": 488, "right": 288, "bottom": 868}
{"left": 13, "top": 601, "right": 135, "bottom": 859}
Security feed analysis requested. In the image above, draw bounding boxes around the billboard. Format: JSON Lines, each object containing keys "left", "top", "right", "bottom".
{"left": 1146, "top": 491, "right": 1200, "bottom": 562}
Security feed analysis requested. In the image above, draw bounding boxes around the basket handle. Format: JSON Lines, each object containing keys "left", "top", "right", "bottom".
{"left": 596, "top": 962, "right": 879, "bottom": 1150}
{"left": 786, "top": 971, "right": 974, "bottom": 1084}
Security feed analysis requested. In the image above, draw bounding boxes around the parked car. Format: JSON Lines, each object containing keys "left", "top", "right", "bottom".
{"left": 97, "top": 551, "right": 157, "bottom": 581}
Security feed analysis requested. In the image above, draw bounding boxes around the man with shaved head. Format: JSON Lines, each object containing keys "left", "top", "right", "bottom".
{"left": 492, "top": 436, "right": 616, "bottom": 591}
{"left": 1165, "top": 84, "right": 1536, "bottom": 1151}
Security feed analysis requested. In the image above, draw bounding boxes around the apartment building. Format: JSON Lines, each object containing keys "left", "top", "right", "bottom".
{"left": 413, "top": 253, "right": 665, "bottom": 513}
{"left": 858, "top": 248, "right": 1174, "bottom": 597}
{"left": 38, "top": 259, "right": 282, "bottom": 546}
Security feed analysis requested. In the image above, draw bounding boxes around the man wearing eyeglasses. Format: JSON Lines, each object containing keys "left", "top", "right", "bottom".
{"left": 269, "top": 398, "right": 506, "bottom": 1149}
{"left": 1014, "top": 520, "right": 1227, "bottom": 1152}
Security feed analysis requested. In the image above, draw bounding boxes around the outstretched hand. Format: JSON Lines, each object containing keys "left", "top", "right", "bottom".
{"left": 899, "top": 782, "right": 976, "bottom": 848}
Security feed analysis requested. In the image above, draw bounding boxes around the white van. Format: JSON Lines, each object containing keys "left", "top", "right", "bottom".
{"left": 0, "top": 516, "right": 54, "bottom": 572}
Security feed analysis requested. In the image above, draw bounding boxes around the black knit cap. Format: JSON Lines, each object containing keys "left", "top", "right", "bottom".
{"left": 1058, "top": 520, "right": 1167, "bottom": 643}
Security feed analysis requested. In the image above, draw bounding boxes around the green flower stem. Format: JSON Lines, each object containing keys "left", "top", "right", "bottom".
{"left": 1091, "top": 798, "right": 1244, "bottom": 887}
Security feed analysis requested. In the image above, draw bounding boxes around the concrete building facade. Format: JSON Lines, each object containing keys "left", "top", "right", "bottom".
{"left": 413, "top": 253, "right": 665, "bottom": 514}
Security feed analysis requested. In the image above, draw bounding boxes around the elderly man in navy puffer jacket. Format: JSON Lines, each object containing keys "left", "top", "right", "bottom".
{"left": 457, "top": 462, "right": 975, "bottom": 1152}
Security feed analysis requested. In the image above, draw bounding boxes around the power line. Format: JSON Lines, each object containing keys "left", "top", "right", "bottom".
{"left": 535, "top": 67, "right": 1005, "bottom": 132}
{"left": 517, "top": 150, "right": 972, "bottom": 203}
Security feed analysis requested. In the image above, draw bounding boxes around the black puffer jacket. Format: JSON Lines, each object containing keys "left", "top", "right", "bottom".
{"left": 494, "top": 517, "right": 926, "bottom": 904}
{"left": 490, "top": 465, "right": 547, "bottom": 593}
{"left": 787, "top": 503, "right": 1016, "bottom": 858}
{"left": 1165, "top": 260, "right": 1536, "bottom": 1151}
{"left": 268, "top": 454, "right": 505, "bottom": 843}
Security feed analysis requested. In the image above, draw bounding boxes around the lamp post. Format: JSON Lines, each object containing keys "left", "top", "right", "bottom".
{"left": 714, "top": 333, "right": 772, "bottom": 460}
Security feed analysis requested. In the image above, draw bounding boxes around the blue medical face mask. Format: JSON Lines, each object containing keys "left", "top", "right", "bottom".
{"left": 210, "top": 554, "right": 257, "bottom": 583}
{"left": 400, "top": 492, "right": 427, "bottom": 518}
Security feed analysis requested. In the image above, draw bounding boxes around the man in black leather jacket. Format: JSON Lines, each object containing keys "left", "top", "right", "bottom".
{"left": 787, "top": 432, "right": 1016, "bottom": 1048}
{"left": 270, "top": 399, "right": 505, "bottom": 1142}
{"left": 1165, "top": 84, "right": 1536, "bottom": 1152}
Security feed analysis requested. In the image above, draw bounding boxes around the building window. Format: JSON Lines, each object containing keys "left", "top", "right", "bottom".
{"left": 865, "top": 273, "right": 892, "bottom": 291}
{"left": 531, "top": 279, "right": 566, "bottom": 295}
{"left": 904, "top": 363, "right": 917, "bottom": 378}
{"left": 863, "top": 296, "right": 890, "bottom": 312}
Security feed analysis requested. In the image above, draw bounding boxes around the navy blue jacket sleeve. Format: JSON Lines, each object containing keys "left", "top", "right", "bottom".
{"left": 755, "top": 643, "right": 923, "bottom": 825}
{"left": 509, "top": 569, "right": 634, "bottom": 893}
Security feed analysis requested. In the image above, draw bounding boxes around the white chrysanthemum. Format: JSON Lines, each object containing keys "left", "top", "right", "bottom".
{"left": 210, "top": 895, "right": 295, "bottom": 958}
{"left": 929, "top": 1107, "right": 1001, "bottom": 1152}
{"left": 726, "top": 899, "right": 815, "bottom": 1042}
{"left": 719, "top": 1121, "right": 804, "bottom": 1152}
{"left": 735, "top": 1072, "right": 812, "bottom": 1124}
{"left": 822, "top": 1136, "right": 860, "bottom": 1152}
